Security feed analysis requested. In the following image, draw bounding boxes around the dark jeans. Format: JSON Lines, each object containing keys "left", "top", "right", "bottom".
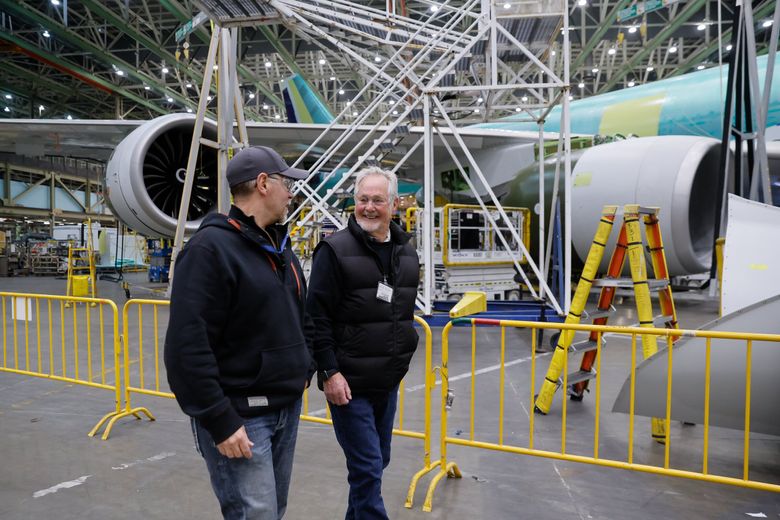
{"left": 192, "top": 398, "right": 302, "bottom": 520}
{"left": 329, "top": 387, "right": 399, "bottom": 520}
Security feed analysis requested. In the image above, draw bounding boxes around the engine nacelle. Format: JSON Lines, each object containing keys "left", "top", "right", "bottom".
{"left": 571, "top": 136, "right": 722, "bottom": 275}
{"left": 105, "top": 114, "right": 219, "bottom": 238}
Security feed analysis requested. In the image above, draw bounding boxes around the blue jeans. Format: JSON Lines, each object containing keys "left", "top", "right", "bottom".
{"left": 329, "top": 387, "right": 398, "bottom": 520}
{"left": 192, "top": 398, "right": 302, "bottom": 520}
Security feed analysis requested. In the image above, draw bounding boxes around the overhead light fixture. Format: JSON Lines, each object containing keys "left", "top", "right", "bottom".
{"left": 51, "top": 0, "right": 60, "bottom": 5}
{"left": 374, "top": 56, "right": 382, "bottom": 62}
{"left": 697, "top": 64, "right": 705, "bottom": 70}
{"left": 338, "top": 89, "right": 345, "bottom": 95}
{"left": 392, "top": 110, "right": 399, "bottom": 115}
{"left": 521, "top": 95, "right": 528, "bottom": 102}
{"left": 515, "top": 107, "right": 521, "bottom": 112}
{"left": 162, "top": 67, "right": 169, "bottom": 74}
{"left": 274, "top": 114, "right": 281, "bottom": 119}
{"left": 167, "top": 97, "right": 173, "bottom": 102}
{"left": 568, "top": 95, "right": 574, "bottom": 101}
{"left": 66, "top": 114, "right": 72, "bottom": 120}
{"left": 697, "top": 23, "right": 706, "bottom": 31}
{"left": 318, "top": 58, "right": 326, "bottom": 65}
{"left": 551, "top": 51, "right": 556, "bottom": 56}
{"left": 265, "top": 61, "right": 272, "bottom": 68}
{"left": 249, "top": 93, "right": 255, "bottom": 99}
{"left": 116, "top": 70, "right": 124, "bottom": 76}
{"left": 477, "top": 97, "right": 484, "bottom": 103}
{"left": 186, "top": 83, "right": 192, "bottom": 88}
{"left": 213, "top": 65, "right": 218, "bottom": 71}
{"left": 628, "top": 25, "right": 637, "bottom": 33}
{"left": 186, "top": 107, "right": 193, "bottom": 113}
{"left": 207, "top": 95, "right": 212, "bottom": 101}
{"left": 144, "top": 85, "right": 151, "bottom": 90}
{"left": 627, "top": 81, "right": 635, "bottom": 87}
{"left": 4, "top": 107, "right": 10, "bottom": 112}
{"left": 474, "top": 108, "right": 480, "bottom": 113}
{"left": 607, "top": 47, "right": 616, "bottom": 55}
{"left": 578, "top": 82, "right": 585, "bottom": 88}
{"left": 329, "top": 76, "right": 336, "bottom": 81}
{"left": 646, "top": 66, "right": 654, "bottom": 72}
{"left": 668, "top": 46, "right": 677, "bottom": 53}
{"left": 430, "top": 5, "right": 439, "bottom": 12}
{"left": 592, "top": 67, "right": 599, "bottom": 73}
{"left": 42, "top": 30, "right": 50, "bottom": 38}
{"left": 346, "top": 100, "right": 351, "bottom": 106}
{"left": 763, "top": 20, "right": 773, "bottom": 28}
{"left": 577, "top": 0, "right": 587, "bottom": 6}
{"left": 4, "top": 94, "right": 11, "bottom": 99}
{"left": 504, "top": 2, "right": 511, "bottom": 8}
{"left": 726, "top": 44, "right": 733, "bottom": 51}
{"left": 352, "top": 111, "right": 358, "bottom": 116}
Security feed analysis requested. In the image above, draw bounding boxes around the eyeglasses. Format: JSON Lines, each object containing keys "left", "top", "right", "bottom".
{"left": 267, "top": 174, "right": 296, "bottom": 192}
{"left": 356, "top": 196, "right": 389, "bottom": 207}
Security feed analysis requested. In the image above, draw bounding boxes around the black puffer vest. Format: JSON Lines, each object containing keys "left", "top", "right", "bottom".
{"left": 320, "top": 215, "right": 420, "bottom": 393}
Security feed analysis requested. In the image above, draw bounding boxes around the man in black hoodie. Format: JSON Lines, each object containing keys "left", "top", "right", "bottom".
{"left": 307, "top": 167, "right": 420, "bottom": 520}
{"left": 164, "top": 146, "right": 313, "bottom": 520}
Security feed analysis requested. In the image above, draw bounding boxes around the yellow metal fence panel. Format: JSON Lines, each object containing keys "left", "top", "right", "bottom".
{"left": 0, "top": 292, "right": 122, "bottom": 437}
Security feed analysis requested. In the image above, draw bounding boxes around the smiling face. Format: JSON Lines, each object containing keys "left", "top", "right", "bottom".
{"left": 354, "top": 173, "right": 398, "bottom": 240}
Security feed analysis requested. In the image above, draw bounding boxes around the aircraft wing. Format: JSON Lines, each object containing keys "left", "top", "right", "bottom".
{"left": 0, "top": 119, "right": 143, "bottom": 162}
{"left": 0, "top": 117, "right": 555, "bottom": 167}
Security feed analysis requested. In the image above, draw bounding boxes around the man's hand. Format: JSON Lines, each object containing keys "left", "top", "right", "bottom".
{"left": 324, "top": 372, "right": 352, "bottom": 406}
{"left": 217, "top": 425, "right": 254, "bottom": 459}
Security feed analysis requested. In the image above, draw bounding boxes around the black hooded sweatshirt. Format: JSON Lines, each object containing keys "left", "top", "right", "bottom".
{"left": 164, "top": 205, "right": 313, "bottom": 444}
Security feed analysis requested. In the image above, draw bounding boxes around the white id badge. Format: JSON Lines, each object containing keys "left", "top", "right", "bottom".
{"left": 376, "top": 281, "right": 393, "bottom": 303}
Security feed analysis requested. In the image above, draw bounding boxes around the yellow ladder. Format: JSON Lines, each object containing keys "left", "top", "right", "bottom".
{"left": 65, "top": 219, "right": 98, "bottom": 306}
{"left": 534, "top": 204, "right": 679, "bottom": 442}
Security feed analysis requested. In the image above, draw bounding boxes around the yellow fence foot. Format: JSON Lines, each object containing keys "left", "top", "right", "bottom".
{"left": 98, "top": 407, "right": 156, "bottom": 440}
{"left": 422, "top": 462, "right": 461, "bottom": 513}
{"left": 405, "top": 461, "right": 442, "bottom": 508}
{"left": 88, "top": 410, "right": 121, "bottom": 438}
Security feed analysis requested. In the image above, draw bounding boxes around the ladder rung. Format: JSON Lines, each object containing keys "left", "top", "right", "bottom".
{"left": 592, "top": 277, "right": 668, "bottom": 290}
{"left": 563, "top": 369, "right": 596, "bottom": 386}
{"left": 653, "top": 314, "right": 674, "bottom": 328}
{"left": 569, "top": 339, "right": 599, "bottom": 354}
{"left": 583, "top": 305, "right": 615, "bottom": 321}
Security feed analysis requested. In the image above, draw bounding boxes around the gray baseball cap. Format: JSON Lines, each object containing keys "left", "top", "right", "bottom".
{"left": 226, "top": 146, "right": 308, "bottom": 187}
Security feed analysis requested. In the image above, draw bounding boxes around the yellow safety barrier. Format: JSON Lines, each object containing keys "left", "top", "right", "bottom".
{"left": 0, "top": 291, "right": 122, "bottom": 437}
{"left": 420, "top": 318, "right": 780, "bottom": 511}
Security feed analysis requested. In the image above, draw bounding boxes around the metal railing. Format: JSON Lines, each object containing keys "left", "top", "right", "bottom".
{"left": 0, "top": 291, "right": 122, "bottom": 437}
{"left": 421, "top": 318, "right": 780, "bottom": 511}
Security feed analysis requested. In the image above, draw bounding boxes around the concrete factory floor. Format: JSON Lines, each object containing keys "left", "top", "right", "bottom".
{"left": 0, "top": 273, "right": 778, "bottom": 519}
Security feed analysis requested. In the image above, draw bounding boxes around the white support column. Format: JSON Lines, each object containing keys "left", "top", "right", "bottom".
{"left": 422, "top": 94, "right": 434, "bottom": 314}
{"left": 562, "top": 2, "right": 573, "bottom": 314}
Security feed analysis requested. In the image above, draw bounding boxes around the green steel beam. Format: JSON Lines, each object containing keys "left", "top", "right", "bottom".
{"left": 2, "top": 62, "right": 77, "bottom": 97}
{"left": 0, "top": 82, "right": 97, "bottom": 119}
{"left": 4, "top": 2, "right": 195, "bottom": 113}
{"left": 598, "top": 0, "right": 709, "bottom": 93}
{"left": 0, "top": 29, "right": 167, "bottom": 115}
{"left": 78, "top": 0, "right": 215, "bottom": 96}
{"left": 571, "top": 0, "right": 633, "bottom": 73}
{"left": 158, "top": 0, "right": 285, "bottom": 109}
{"left": 670, "top": 0, "right": 777, "bottom": 77}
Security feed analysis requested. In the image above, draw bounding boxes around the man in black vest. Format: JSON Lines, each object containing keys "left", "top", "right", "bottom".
{"left": 165, "top": 146, "right": 314, "bottom": 520}
{"left": 307, "top": 167, "right": 420, "bottom": 520}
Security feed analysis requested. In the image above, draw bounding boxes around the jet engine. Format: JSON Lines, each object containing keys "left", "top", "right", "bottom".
{"left": 105, "top": 114, "right": 219, "bottom": 237}
{"left": 570, "top": 136, "right": 722, "bottom": 275}
{"left": 504, "top": 135, "right": 724, "bottom": 276}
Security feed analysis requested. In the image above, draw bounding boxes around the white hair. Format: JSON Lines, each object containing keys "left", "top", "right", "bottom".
{"left": 354, "top": 166, "right": 398, "bottom": 201}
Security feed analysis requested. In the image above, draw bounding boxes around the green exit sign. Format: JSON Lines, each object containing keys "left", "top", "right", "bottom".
{"left": 617, "top": 0, "right": 681, "bottom": 22}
